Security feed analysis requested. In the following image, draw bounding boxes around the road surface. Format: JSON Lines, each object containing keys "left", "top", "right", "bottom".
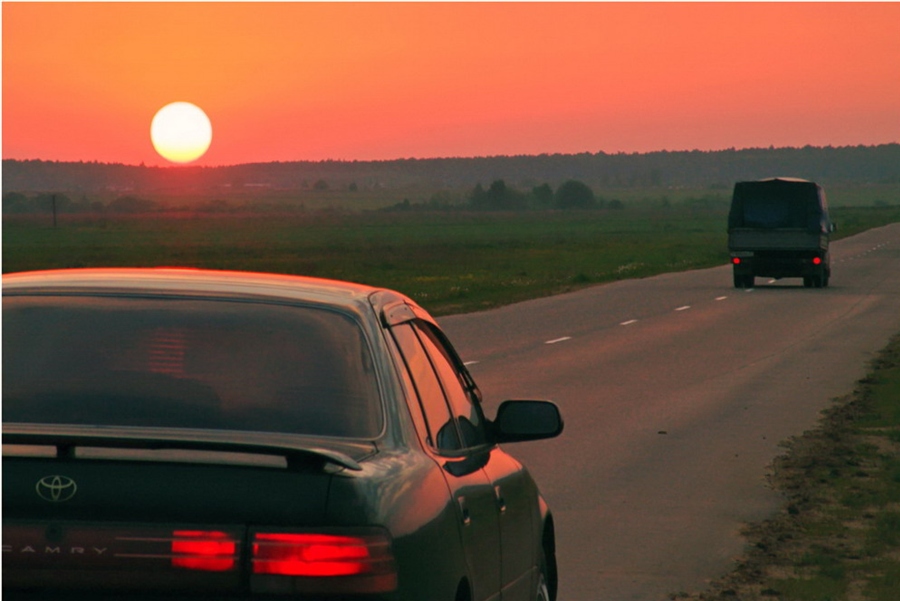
{"left": 439, "top": 223, "right": 900, "bottom": 601}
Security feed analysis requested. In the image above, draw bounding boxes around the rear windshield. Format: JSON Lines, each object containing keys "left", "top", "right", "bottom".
{"left": 2, "top": 295, "right": 383, "bottom": 438}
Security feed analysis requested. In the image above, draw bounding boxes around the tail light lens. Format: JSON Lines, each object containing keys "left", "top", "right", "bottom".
{"left": 171, "top": 530, "right": 237, "bottom": 572}
{"left": 251, "top": 530, "right": 397, "bottom": 594}
{"left": 812, "top": 257, "right": 823, "bottom": 265}
{"left": 731, "top": 257, "right": 741, "bottom": 265}
{"left": 252, "top": 532, "right": 392, "bottom": 577}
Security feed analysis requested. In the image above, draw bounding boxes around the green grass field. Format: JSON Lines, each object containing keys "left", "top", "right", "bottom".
{"left": 3, "top": 187, "right": 899, "bottom": 316}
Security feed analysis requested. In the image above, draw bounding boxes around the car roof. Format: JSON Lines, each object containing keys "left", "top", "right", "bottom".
{"left": 2, "top": 268, "right": 409, "bottom": 314}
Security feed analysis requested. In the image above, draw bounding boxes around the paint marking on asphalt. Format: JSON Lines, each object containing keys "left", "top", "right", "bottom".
{"left": 715, "top": 296, "right": 727, "bottom": 301}
{"left": 675, "top": 305, "right": 691, "bottom": 312}
{"left": 768, "top": 279, "right": 777, "bottom": 284}
{"left": 620, "top": 319, "right": 638, "bottom": 326}
{"left": 545, "top": 336, "right": 572, "bottom": 345}
{"left": 745, "top": 288, "right": 755, "bottom": 293}
{"left": 463, "top": 360, "right": 479, "bottom": 366}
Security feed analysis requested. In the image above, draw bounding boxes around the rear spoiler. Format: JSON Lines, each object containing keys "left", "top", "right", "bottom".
{"left": 2, "top": 424, "right": 365, "bottom": 471}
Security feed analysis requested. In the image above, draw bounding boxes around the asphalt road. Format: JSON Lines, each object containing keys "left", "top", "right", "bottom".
{"left": 439, "top": 223, "right": 900, "bottom": 601}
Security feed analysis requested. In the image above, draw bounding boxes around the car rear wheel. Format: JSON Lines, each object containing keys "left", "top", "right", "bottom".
{"left": 535, "top": 551, "right": 551, "bottom": 601}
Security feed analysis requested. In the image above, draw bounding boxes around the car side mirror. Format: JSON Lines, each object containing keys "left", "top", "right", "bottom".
{"left": 492, "top": 400, "right": 563, "bottom": 443}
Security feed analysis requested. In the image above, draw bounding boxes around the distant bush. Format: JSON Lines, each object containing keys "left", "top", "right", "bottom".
{"left": 532, "top": 183, "right": 554, "bottom": 207}
{"left": 3, "top": 192, "right": 31, "bottom": 213}
{"left": 470, "top": 179, "right": 527, "bottom": 210}
{"left": 555, "top": 180, "right": 597, "bottom": 209}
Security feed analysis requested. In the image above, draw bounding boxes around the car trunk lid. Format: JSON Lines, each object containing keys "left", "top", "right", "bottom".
{"left": 2, "top": 427, "right": 381, "bottom": 595}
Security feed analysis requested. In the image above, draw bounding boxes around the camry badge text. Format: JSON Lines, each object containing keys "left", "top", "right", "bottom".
{"left": 36, "top": 475, "right": 78, "bottom": 502}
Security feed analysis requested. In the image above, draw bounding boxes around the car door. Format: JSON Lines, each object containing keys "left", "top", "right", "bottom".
{"left": 416, "top": 322, "right": 539, "bottom": 600}
{"left": 390, "top": 321, "right": 502, "bottom": 601}
{"left": 481, "top": 449, "right": 539, "bottom": 600}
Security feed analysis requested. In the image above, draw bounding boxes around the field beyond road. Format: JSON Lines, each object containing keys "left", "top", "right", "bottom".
{"left": 4, "top": 198, "right": 900, "bottom": 316}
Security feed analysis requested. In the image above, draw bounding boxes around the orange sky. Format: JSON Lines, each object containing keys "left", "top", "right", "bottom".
{"left": 3, "top": 2, "right": 899, "bottom": 167}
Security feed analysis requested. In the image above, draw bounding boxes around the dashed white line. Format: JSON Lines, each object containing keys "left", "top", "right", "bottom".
{"left": 715, "top": 296, "right": 728, "bottom": 301}
{"left": 675, "top": 305, "right": 691, "bottom": 312}
{"left": 545, "top": 336, "right": 572, "bottom": 345}
{"left": 463, "top": 360, "right": 479, "bottom": 366}
{"left": 620, "top": 319, "right": 638, "bottom": 326}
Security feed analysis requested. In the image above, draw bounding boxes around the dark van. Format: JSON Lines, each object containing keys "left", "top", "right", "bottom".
{"left": 727, "top": 177, "right": 835, "bottom": 288}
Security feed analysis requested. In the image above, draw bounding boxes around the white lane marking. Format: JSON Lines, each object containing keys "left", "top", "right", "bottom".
{"left": 768, "top": 279, "right": 777, "bottom": 284}
{"left": 715, "top": 296, "right": 727, "bottom": 301}
{"left": 745, "top": 288, "right": 755, "bottom": 293}
{"left": 675, "top": 305, "right": 691, "bottom": 312}
{"left": 463, "top": 361, "right": 479, "bottom": 366}
{"left": 620, "top": 319, "right": 638, "bottom": 326}
{"left": 545, "top": 336, "right": 572, "bottom": 345}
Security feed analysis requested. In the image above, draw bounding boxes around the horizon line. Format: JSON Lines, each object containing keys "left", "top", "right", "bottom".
{"left": 4, "top": 142, "right": 899, "bottom": 170}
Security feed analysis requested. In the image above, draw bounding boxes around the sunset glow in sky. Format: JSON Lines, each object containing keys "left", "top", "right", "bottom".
{"left": 3, "top": 2, "right": 899, "bottom": 167}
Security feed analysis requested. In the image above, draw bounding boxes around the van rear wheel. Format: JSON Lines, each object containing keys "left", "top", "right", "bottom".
{"left": 733, "top": 273, "right": 754, "bottom": 289}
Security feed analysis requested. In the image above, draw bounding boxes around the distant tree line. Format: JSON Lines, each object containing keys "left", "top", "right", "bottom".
{"left": 4, "top": 144, "right": 899, "bottom": 196}
{"left": 381, "top": 179, "right": 626, "bottom": 212}
{"left": 467, "top": 179, "right": 623, "bottom": 211}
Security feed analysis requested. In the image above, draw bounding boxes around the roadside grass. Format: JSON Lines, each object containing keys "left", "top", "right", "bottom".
{"left": 4, "top": 203, "right": 899, "bottom": 316}
{"left": 683, "top": 333, "right": 900, "bottom": 601}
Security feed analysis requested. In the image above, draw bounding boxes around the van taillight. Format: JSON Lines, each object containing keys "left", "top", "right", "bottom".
{"left": 171, "top": 530, "right": 237, "bottom": 572}
{"left": 812, "top": 257, "right": 823, "bottom": 265}
{"left": 732, "top": 257, "right": 741, "bottom": 265}
{"left": 252, "top": 532, "right": 394, "bottom": 578}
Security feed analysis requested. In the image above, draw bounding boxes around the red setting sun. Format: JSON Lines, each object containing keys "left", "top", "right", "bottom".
{"left": 3, "top": 2, "right": 898, "bottom": 167}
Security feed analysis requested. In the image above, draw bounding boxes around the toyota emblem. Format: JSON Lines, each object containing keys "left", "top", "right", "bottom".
{"left": 36, "top": 475, "right": 78, "bottom": 503}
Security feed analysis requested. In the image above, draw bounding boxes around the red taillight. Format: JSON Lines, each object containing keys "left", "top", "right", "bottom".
{"left": 732, "top": 257, "right": 741, "bottom": 265}
{"left": 812, "top": 257, "right": 823, "bottom": 265}
{"left": 252, "top": 532, "right": 392, "bottom": 577}
{"left": 171, "top": 530, "right": 237, "bottom": 572}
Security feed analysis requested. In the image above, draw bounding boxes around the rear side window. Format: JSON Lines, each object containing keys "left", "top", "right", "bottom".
{"left": 390, "top": 321, "right": 488, "bottom": 453}
{"left": 391, "top": 323, "right": 461, "bottom": 452}
{"left": 2, "top": 295, "right": 383, "bottom": 438}
{"left": 741, "top": 196, "right": 808, "bottom": 229}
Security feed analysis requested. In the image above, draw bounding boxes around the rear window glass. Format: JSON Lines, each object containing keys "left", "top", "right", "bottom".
{"left": 741, "top": 195, "right": 808, "bottom": 229}
{"left": 2, "top": 295, "right": 383, "bottom": 438}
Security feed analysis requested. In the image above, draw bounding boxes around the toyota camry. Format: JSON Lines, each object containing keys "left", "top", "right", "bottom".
{"left": 2, "top": 268, "right": 563, "bottom": 601}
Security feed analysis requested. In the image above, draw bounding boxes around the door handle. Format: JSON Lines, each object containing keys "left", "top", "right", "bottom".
{"left": 457, "top": 496, "right": 472, "bottom": 526}
{"left": 494, "top": 485, "right": 506, "bottom": 513}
